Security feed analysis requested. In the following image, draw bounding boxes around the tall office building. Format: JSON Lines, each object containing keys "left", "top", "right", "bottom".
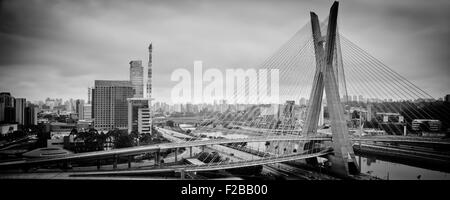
{"left": 25, "top": 106, "right": 38, "bottom": 126}
{"left": 75, "top": 99, "right": 85, "bottom": 120}
{"left": 130, "top": 60, "right": 144, "bottom": 98}
{"left": 342, "top": 94, "right": 349, "bottom": 103}
{"left": 83, "top": 104, "right": 92, "bottom": 120}
{"left": 282, "top": 101, "right": 295, "bottom": 119}
{"left": 299, "top": 98, "right": 307, "bottom": 106}
{"left": 367, "top": 104, "right": 372, "bottom": 121}
{"left": 14, "top": 98, "right": 26, "bottom": 125}
{"left": 87, "top": 87, "right": 92, "bottom": 104}
{"left": 278, "top": 101, "right": 296, "bottom": 130}
{"left": 127, "top": 43, "right": 153, "bottom": 134}
{"left": 145, "top": 43, "right": 153, "bottom": 98}
{"left": 0, "top": 92, "right": 15, "bottom": 123}
{"left": 93, "top": 80, "right": 134, "bottom": 130}
{"left": 84, "top": 87, "right": 93, "bottom": 121}
{"left": 358, "top": 95, "right": 364, "bottom": 103}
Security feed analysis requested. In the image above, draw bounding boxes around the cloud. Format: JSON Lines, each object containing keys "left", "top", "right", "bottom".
{"left": 0, "top": 0, "right": 449, "bottom": 103}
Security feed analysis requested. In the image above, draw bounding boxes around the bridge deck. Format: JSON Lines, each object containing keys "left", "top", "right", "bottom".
{"left": 185, "top": 158, "right": 205, "bottom": 166}
{"left": 16, "top": 150, "right": 332, "bottom": 178}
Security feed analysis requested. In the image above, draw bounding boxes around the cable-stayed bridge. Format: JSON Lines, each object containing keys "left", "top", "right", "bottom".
{"left": 1, "top": 1, "right": 449, "bottom": 179}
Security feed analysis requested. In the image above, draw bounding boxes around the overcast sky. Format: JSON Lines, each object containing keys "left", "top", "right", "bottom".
{"left": 0, "top": 0, "right": 449, "bottom": 103}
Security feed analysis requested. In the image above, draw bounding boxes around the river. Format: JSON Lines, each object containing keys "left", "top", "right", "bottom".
{"left": 356, "top": 155, "right": 450, "bottom": 180}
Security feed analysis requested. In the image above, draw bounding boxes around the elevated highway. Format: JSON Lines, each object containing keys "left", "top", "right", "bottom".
{"left": 0, "top": 127, "right": 448, "bottom": 170}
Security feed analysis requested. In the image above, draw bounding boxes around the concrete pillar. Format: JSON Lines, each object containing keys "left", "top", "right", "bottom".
{"left": 128, "top": 155, "right": 132, "bottom": 168}
{"left": 189, "top": 147, "right": 193, "bottom": 157}
{"left": 175, "top": 148, "right": 178, "bottom": 162}
{"left": 113, "top": 155, "right": 118, "bottom": 169}
{"left": 154, "top": 151, "right": 160, "bottom": 166}
{"left": 127, "top": 100, "right": 132, "bottom": 134}
{"left": 358, "top": 154, "right": 361, "bottom": 173}
{"left": 180, "top": 169, "right": 185, "bottom": 180}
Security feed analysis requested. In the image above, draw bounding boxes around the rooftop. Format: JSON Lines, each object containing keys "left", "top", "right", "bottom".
{"left": 94, "top": 80, "right": 132, "bottom": 87}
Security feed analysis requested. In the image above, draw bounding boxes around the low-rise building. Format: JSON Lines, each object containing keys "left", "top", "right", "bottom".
{"left": 0, "top": 124, "right": 18, "bottom": 135}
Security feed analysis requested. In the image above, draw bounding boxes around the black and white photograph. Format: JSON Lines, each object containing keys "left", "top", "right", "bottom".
{"left": 0, "top": 0, "right": 449, "bottom": 193}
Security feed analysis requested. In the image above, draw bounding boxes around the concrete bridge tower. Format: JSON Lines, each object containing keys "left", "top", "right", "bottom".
{"left": 302, "top": 1, "right": 359, "bottom": 177}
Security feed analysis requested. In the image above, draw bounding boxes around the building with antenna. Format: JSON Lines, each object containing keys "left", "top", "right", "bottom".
{"left": 127, "top": 43, "right": 153, "bottom": 134}
{"left": 130, "top": 60, "right": 144, "bottom": 98}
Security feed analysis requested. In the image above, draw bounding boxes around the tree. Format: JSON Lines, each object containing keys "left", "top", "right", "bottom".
{"left": 114, "top": 134, "right": 134, "bottom": 148}
{"left": 140, "top": 133, "right": 153, "bottom": 145}
{"left": 166, "top": 120, "right": 175, "bottom": 127}
{"left": 130, "top": 130, "right": 140, "bottom": 145}
{"left": 106, "top": 128, "right": 120, "bottom": 138}
{"left": 96, "top": 132, "right": 109, "bottom": 150}
{"left": 352, "top": 110, "right": 360, "bottom": 119}
{"left": 89, "top": 128, "right": 99, "bottom": 134}
{"left": 130, "top": 130, "right": 140, "bottom": 138}
{"left": 108, "top": 129, "right": 134, "bottom": 148}
{"left": 70, "top": 128, "right": 78, "bottom": 136}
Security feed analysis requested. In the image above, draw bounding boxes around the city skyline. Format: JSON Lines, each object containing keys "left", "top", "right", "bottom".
{"left": 2, "top": 90, "right": 444, "bottom": 107}
{"left": 1, "top": 0, "right": 449, "bottom": 103}
{"left": 0, "top": 0, "right": 449, "bottom": 182}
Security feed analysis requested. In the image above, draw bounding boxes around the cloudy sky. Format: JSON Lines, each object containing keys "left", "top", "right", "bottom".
{"left": 1, "top": 0, "right": 449, "bottom": 103}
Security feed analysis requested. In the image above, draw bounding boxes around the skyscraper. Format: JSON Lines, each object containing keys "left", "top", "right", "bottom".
{"left": 299, "top": 97, "right": 307, "bottom": 106}
{"left": 14, "top": 98, "right": 26, "bottom": 125}
{"left": 0, "top": 92, "right": 14, "bottom": 123}
{"left": 283, "top": 101, "right": 295, "bottom": 119}
{"left": 93, "top": 80, "right": 134, "bottom": 130}
{"left": 342, "top": 94, "right": 349, "bottom": 103}
{"left": 127, "top": 43, "right": 153, "bottom": 134}
{"left": 358, "top": 95, "right": 364, "bottom": 103}
{"left": 87, "top": 87, "right": 92, "bottom": 104}
{"left": 83, "top": 104, "right": 92, "bottom": 120}
{"left": 75, "top": 99, "right": 85, "bottom": 120}
{"left": 129, "top": 60, "right": 144, "bottom": 98}
{"left": 84, "top": 87, "right": 92, "bottom": 121}
{"left": 25, "top": 106, "right": 38, "bottom": 126}
{"left": 146, "top": 43, "right": 153, "bottom": 98}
